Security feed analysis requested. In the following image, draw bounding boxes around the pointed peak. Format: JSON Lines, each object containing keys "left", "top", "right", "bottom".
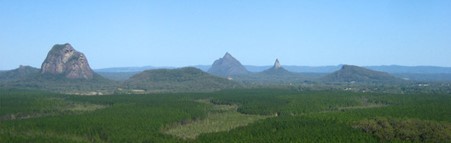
{"left": 208, "top": 52, "right": 249, "bottom": 76}
{"left": 223, "top": 52, "right": 232, "bottom": 58}
{"left": 274, "top": 58, "right": 281, "bottom": 69}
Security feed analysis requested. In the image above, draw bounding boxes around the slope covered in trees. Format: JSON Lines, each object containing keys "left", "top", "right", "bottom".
{"left": 123, "top": 67, "right": 239, "bottom": 93}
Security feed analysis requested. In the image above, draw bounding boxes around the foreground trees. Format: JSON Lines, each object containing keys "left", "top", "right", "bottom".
{"left": 355, "top": 117, "right": 451, "bottom": 142}
{"left": 1, "top": 88, "right": 450, "bottom": 142}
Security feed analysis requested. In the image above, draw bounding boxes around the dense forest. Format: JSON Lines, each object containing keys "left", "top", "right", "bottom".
{"left": 1, "top": 88, "right": 450, "bottom": 142}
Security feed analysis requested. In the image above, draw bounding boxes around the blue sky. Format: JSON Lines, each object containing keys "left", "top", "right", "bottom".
{"left": 1, "top": 0, "right": 450, "bottom": 70}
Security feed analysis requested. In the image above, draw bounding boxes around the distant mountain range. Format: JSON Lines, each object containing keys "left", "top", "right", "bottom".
{"left": 2, "top": 46, "right": 451, "bottom": 95}
{"left": 233, "top": 59, "right": 307, "bottom": 84}
{"left": 95, "top": 64, "right": 451, "bottom": 82}
{"left": 95, "top": 66, "right": 176, "bottom": 73}
{"left": 95, "top": 65, "right": 451, "bottom": 74}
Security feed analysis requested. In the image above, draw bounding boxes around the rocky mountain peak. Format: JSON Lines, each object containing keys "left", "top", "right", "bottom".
{"left": 262, "top": 59, "right": 292, "bottom": 75}
{"left": 274, "top": 59, "right": 282, "bottom": 69}
{"left": 223, "top": 52, "right": 233, "bottom": 59}
{"left": 208, "top": 52, "right": 249, "bottom": 77}
{"left": 40, "top": 43, "right": 94, "bottom": 79}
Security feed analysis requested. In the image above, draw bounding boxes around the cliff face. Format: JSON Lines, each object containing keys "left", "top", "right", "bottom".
{"left": 262, "top": 59, "right": 292, "bottom": 75}
{"left": 40, "top": 43, "right": 94, "bottom": 79}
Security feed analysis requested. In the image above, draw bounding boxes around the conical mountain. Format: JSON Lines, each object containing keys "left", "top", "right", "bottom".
{"left": 233, "top": 59, "right": 305, "bottom": 84}
{"left": 322, "top": 65, "right": 402, "bottom": 83}
{"left": 124, "top": 67, "right": 238, "bottom": 93}
{"left": 208, "top": 52, "right": 249, "bottom": 77}
{"left": 41, "top": 43, "right": 94, "bottom": 79}
{"left": 262, "top": 59, "right": 293, "bottom": 75}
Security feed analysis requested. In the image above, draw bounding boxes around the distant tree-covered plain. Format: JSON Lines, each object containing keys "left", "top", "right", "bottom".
{"left": 1, "top": 88, "right": 450, "bottom": 142}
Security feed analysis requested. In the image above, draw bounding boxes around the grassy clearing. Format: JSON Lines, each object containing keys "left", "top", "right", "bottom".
{"left": 338, "top": 103, "right": 387, "bottom": 110}
{"left": 163, "top": 99, "right": 272, "bottom": 139}
{"left": 65, "top": 103, "right": 107, "bottom": 112}
{"left": 0, "top": 97, "right": 108, "bottom": 121}
{"left": 1, "top": 129, "right": 91, "bottom": 143}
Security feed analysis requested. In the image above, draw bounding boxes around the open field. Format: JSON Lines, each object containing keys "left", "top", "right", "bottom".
{"left": 1, "top": 88, "right": 450, "bottom": 142}
{"left": 163, "top": 99, "right": 272, "bottom": 139}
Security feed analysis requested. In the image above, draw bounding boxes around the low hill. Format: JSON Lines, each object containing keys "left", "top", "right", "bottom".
{"left": 322, "top": 65, "right": 403, "bottom": 83}
{"left": 123, "top": 67, "right": 239, "bottom": 93}
{"left": 0, "top": 71, "right": 117, "bottom": 95}
{"left": 0, "top": 65, "right": 39, "bottom": 82}
{"left": 97, "top": 72, "right": 138, "bottom": 81}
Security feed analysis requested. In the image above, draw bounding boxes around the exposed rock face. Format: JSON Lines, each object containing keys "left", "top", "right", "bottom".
{"left": 40, "top": 43, "right": 94, "bottom": 79}
{"left": 208, "top": 52, "right": 249, "bottom": 77}
{"left": 274, "top": 59, "right": 282, "bottom": 69}
{"left": 262, "top": 59, "right": 292, "bottom": 75}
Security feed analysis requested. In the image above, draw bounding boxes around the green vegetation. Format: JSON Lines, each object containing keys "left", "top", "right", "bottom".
{"left": 0, "top": 66, "right": 39, "bottom": 82}
{"left": 0, "top": 89, "right": 107, "bottom": 121}
{"left": 0, "top": 73, "right": 118, "bottom": 95}
{"left": 354, "top": 117, "right": 451, "bottom": 142}
{"left": 1, "top": 88, "right": 450, "bottom": 142}
{"left": 322, "top": 65, "right": 404, "bottom": 84}
{"left": 164, "top": 99, "right": 271, "bottom": 139}
{"left": 96, "top": 72, "right": 138, "bottom": 81}
{"left": 122, "top": 67, "right": 239, "bottom": 93}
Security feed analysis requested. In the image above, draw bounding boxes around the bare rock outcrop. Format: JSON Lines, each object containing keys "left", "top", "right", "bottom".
{"left": 40, "top": 43, "right": 94, "bottom": 79}
{"left": 208, "top": 52, "right": 249, "bottom": 77}
{"left": 262, "top": 59, "right": 292, "bottom": 75}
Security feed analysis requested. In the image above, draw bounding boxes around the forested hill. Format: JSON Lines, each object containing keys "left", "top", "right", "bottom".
{"left": 322, "top": 65, "right": 404, "bottom": 83}
{"left": 122, "top": 67, "right": 239, "bottom": 93}
{"left": 0, "top": 65, "right": 39, "bottom": 81}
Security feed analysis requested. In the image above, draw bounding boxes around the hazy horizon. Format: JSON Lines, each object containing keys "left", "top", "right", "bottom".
{"left": 1, "top": 1, "right": 450, "bottom": 70}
